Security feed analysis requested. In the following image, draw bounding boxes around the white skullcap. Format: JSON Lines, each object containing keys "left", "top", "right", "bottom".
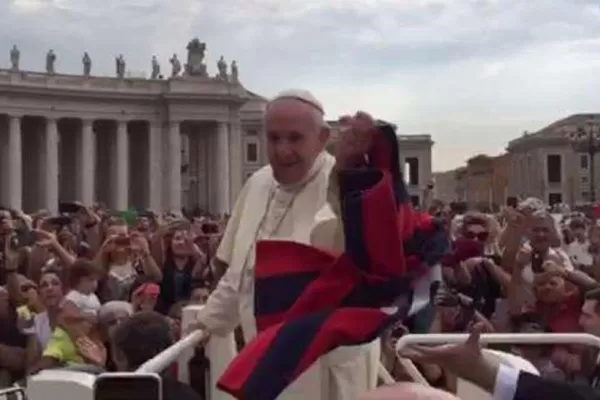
{"left": 272, "top": 89, "right": 324, "bottom": 115}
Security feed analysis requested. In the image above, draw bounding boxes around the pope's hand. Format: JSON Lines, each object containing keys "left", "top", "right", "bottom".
{"left": 184, "top": 320, "right": 210, "bottom": 349}
{"left": 334, "top": 111, "right": 376, "bottom": 170}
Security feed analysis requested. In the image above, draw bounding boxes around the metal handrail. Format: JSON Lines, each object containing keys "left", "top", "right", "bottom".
{"left": 0, "top": 386, "right": 26, "bottom": 400}
{"left": 394, "top": 333, "right": 600, "bottom": 386}
{"left": 136, "top": 330, "right": 208, "bottom": 374}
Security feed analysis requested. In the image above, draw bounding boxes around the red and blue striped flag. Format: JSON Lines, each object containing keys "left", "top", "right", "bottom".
{"left": 217, "top": 122, "right": 448, "bottom": 400}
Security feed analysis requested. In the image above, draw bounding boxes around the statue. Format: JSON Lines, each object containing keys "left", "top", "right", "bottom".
{"left": 184, "top": 38, "right": 207, "bottom": 77}
{"left": 82, "top": 52, "right": 91, "bottom": 77}
{"left": 115, "top": 54, "right": 126, "bottom": 78}
{"left": 46, "top": 49, "right": 56, "bottom": 74}
{"left": 169, "top": 54, "right": 181, "bottom": 77}
{"left": 10, "top": 45, "right": 19, "bottom": 71}
{"left": 230, "top": 60, "right": 239, "bottom": 83}
{"left": 151, "top": 55, "right": 160, "bottom": 79}
{"left": 217, "top": 56, "right": 227, "bottom": 80}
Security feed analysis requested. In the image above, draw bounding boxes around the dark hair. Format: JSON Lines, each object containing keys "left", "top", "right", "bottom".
{"left": 111, "top": 311, "right": 173, "bottom": 370}
{"left": 569, "top": 218, "right": 586, "bottom": 230}
{"left": 66, "top": 259, "right": 99, "bottom": 289}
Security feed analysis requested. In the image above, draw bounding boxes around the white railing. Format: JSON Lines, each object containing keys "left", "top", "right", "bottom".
{"left": 394, "top": 333, "right": 600, "bottom": 386}
{"left": 140, "top": 305, "right": 390, "bottom": 399}
{"left": 136, "top": 330, "right": 208, "bottom": 374}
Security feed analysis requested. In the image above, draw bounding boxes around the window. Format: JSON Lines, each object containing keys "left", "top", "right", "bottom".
{"left": 246, "top": 129, "right": 258, "bottom": 136}
{"left": 581, "top": 154, "right": 589, "bottom": 169}
{"left": 546, "top": 154, "right": 562, "bottom": 184}
{"left": 405, "top": 157, "right": 420, "bottom": 186}
{"left": 410, "top": 195, "right": 420, "bottom": 207}
{"left": 245, "top": 142, "right": 258, "bottom": 163}
{"left": 548, "top": 192, "right": 563, "bottom": 205}
{"left": 582, "top": 176, "right": 589, "bottom": 184}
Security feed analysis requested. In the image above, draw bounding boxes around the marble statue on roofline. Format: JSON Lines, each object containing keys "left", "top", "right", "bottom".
{"left": 46, "top": 49, "right": 56, "bottom": 74}
{"left": 184, "top": 38, "right": 207, "bottom": 77}
{"left": 10, "top": 45, "right": 19, "bottom": 71}
{"left": 151, "top": 55, "right": 160, "bottom": 79}
{"left": 230, "top": 60, "right": 239, "bottom": 83}
{"left": 82, "top": 52, "right": 91, "bottom": 77}
{"left": 217, "top": 56, "right": 228, "bottom": 80}
{"left": 115, "top": 54, "right": 126, "bottom": 78}
{"left": 170, "top": 53, "right": 181, "bottom": 77}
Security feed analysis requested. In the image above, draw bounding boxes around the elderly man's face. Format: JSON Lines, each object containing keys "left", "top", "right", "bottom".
{"left": 266, "top": 99, "right": 329, "bottom": 185}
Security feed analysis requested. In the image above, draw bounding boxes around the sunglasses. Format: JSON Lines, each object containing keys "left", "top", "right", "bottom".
{"left": 464, "top": 231, "right": 489, "bottom": 241}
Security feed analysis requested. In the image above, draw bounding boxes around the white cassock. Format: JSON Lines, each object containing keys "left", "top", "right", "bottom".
{"left": 197, "top": 151, "right": 380, "bottom": 400}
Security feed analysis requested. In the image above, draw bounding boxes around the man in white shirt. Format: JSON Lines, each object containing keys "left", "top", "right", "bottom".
{"left": 193, "top": 90, "right": 379, "bottom": 399}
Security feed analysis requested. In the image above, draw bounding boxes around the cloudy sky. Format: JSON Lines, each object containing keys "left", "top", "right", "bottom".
{"left": 3, "top": 0, "right": 600, "bottom": 171}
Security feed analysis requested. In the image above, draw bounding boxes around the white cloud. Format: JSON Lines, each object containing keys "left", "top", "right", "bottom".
{"left": 2, "top": 0, "right": 600, "bottom": 170}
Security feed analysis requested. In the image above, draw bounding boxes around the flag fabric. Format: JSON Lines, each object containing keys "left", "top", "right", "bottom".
{"left": 217, "top": 122, "right": 449, "bottom": 400}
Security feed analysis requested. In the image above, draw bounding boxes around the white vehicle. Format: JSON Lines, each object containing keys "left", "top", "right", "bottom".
{"left": 5, "top": 305, "right": 600, "bottom": 400}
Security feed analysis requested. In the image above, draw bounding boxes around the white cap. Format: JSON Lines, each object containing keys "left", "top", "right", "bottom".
{"left": 271, "top": 89, "right": 324, "bottom": 115}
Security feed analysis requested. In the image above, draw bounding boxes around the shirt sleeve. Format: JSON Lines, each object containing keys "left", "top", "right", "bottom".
{"left": 493, "top": 364, "right": 520, "bottom": 400}
{"left": 198, "top": 181, "right": 251, "bottom": 335}
{"left": 42, "top": 331, "right": 65, "bottom": 363}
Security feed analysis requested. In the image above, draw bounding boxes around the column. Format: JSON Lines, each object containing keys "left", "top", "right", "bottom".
{"left": 79, "top": 119, "right": 95, "bottom": 205}
{"left": 44, "top": 117, "right": 59, "bottom": 214}
{"left": 148, "top": 122, "right": 162, "bottom": 210}
{"left": 168, "top": 121, "right": 182, "bottom": 211}
{"left": 7, "top": 116, "right": 22, "bottom": 210}
{"left": 114, "top": 120, "right": 129, "bottom": 210}
{"left": 228, "top": 118, "right": 243, "bottom": 205}
{"left": 215, "top": 122, "right": 230, "bottom": 213}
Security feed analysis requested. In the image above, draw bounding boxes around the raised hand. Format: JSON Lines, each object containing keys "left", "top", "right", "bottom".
{"left": 334, "top": 111, "right": 376, "bottom": 170}
{"left": 75, "top": 336, "right": 107, "bottom": 367}
{"left": 34, "top": 229, "right": 57, "bottom": 248}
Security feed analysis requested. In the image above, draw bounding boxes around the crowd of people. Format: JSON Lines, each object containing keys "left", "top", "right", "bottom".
{"left": 4, "top": 198, "right": 600, "bottom": 399}
{"left": 382, "top": 198, "right": 600, "bottom": 395}
{"left": 0, "top": 204, "right": 227, "bottom": 399}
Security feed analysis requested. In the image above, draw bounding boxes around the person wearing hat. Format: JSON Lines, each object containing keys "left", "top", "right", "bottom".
{"left": 191, "top": 90, "right": 379, "bottom": 399}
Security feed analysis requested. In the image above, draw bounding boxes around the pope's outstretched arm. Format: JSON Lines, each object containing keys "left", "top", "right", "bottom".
{"left": 194, "top": 185, "right": 250, "bottom": 336}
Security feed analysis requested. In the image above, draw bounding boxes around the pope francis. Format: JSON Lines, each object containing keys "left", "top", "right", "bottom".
{"left": 194, "top": 89, "right": 381, "bottom": 399}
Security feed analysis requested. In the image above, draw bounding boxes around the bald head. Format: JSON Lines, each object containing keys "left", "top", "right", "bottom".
{"left": 360, "top": 383, "right": 459, "bottom": 400}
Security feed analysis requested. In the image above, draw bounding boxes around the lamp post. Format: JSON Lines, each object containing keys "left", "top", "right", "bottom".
{"left": 564, "top": 121, "right": 600, "bottom": 203}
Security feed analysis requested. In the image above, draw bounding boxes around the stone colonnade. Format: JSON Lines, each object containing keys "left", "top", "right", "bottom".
{"left": 0, "top": 114, "right": 242, "bottom": 214}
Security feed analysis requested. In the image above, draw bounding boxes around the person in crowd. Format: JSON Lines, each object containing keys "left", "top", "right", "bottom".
{"left": 62, "top": 259, "right": 101, "bottom": 319}
{"left": 110, "top": 311, "right": 201, "bottom": 400}
{"left": 567, "top": 217, "right": 595, "bottom": 270}
{"left": 97, "top": 301, "right": 133, "bottom": 372}
{"left": 129, "top": 277, "right": 161, "bottom": 312}
{"left": 96, "top": 219, "right": 161, "bottom": 302}
{"left": 154, "top": 222, "right": 207, "bottom": 314}
{"left": 402, "top": 325, "right": 600, "bottom": 400}
{"left": 22, "top": 268, "right": 64, "bottom": 370}
{"left": 0, "top": 286, "right": 26, "bottom": 386}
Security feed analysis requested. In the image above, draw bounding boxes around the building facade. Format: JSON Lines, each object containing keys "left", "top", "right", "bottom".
{"left": 0, "top": 40, "right": 433, "bottom": 214}
{"left": 433, "top": 153, "right": 509, "bottom": 210}
{"left": 0, "top": 39, "right": 269, "bottom": 215}
{"left": 507, "top": 114, "right": 599, "bottom": 205}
